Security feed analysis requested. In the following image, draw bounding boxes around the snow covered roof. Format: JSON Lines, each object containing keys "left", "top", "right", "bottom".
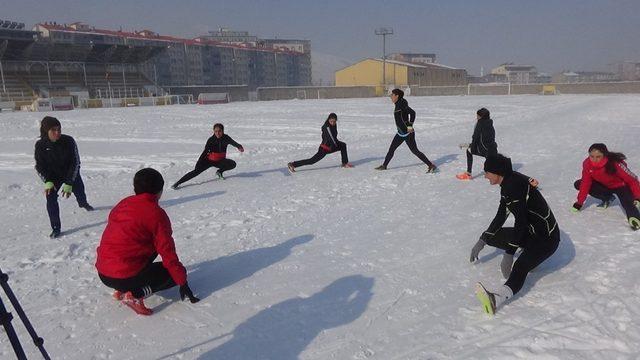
{"left": 371, "top": 58, "right": 463, "bottom": 70}
{"left": 35, "top": 22, "right": 303, "bottom": 54}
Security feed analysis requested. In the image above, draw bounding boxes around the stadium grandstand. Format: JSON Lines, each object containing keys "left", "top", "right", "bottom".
{"left": 0, "top": 19, "right": 311, "bottom": 109}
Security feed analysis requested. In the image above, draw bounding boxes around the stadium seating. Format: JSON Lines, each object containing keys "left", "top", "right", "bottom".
{"left": 0, "top": 73, "right": 34, "bottom": 102}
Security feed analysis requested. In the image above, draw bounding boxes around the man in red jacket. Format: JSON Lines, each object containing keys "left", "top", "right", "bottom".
{"left": 96, "top": 168, "right": 199, "bottom": 315}
{"left": 572, "top": 143, "right": 640, "bottom": 230}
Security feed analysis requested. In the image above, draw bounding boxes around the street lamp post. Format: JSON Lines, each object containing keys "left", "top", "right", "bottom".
{"left": 375, "top": 27, "right": 393, "bottom": 87}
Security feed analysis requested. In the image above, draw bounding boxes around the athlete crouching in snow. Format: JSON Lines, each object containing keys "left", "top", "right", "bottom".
{"left": 288, "top": 112, "right": 353, "bottom": 172}
{"left": 96, "top": 168, "right": 199, "bottom": 315}
{"left": 35, "top": 116, "right": 94, "bottom": 238}
{"left": 471, "top": 155, "right": 559, "bottom": 315}
{"left": 571, "top": 143, "right": 640, "bottom": 230}
{"left": 172, "top": 123, "right": 244, "bottom": 189}
{"left": 456, "top": 107, "right": 497, "bottom": 180}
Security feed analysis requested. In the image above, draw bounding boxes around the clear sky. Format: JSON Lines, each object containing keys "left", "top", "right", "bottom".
{"left": 7, "top": 0, "right": 640, "bottom": 75}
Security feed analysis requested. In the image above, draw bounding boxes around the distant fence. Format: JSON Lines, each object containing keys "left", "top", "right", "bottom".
{"left": 79, "top": 95, "right": 193, "bottom": 109}
{"left": 411, "top": 81, "right": 640, "bottom": 96}
{"left": 257, "top": 86, "right": 377, "bottom": 101}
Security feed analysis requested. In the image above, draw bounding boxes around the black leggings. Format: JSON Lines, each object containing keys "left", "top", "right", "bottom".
{"left": 466, "top": 149, "right": 481, "bottom": 174}
{"left": 466, "top": 147, "right": 496, "bottom": 174}
{"left": 99, "top": 261, "right": 176, "bottom": 298}
{"left": 292, "top": 142, "right": 349, "bottom": 168}
{"left": 175, "top": 158, "right": 236, "bottom": 187}
{"left": 382, "top": 132, "right": 433, "bottom": 168}
{"left": 574, "top": 180, "right": 640, "bottom": 219}
{"left": 485, "top": 227, "right": 560, "bottom": 294}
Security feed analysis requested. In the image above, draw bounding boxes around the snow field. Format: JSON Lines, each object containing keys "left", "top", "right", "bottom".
{"left": 0, "top": 94, "right": 639, "bottom": 359}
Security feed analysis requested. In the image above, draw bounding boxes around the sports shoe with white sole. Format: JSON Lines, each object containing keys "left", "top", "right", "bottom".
{"left": 475, "top": 282, "right": 496, "bottom": 315}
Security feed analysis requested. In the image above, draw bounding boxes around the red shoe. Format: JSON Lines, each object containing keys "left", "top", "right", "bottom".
{"left": 112, "top": 290, "right": 123, "bottom": 301}
{"left": 122, "top": 292, "right": 153, "bottom": 316}
{"left": 456, "top": 172, "right": 472, "bottom": 180}
{"left": 342, "top": 163, "right": 354, "bottom": 168}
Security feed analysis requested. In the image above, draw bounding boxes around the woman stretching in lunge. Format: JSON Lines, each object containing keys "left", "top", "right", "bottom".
{"left": 288, "top": 113, "right": 353, "bottom": 172}
{"left": 172, "top": 123, "right": 244, "bottom": 189}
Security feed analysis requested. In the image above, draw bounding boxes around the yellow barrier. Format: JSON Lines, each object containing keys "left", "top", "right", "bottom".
{"left": 86, "top": 99, "right": 103, "bottom": 108}
{"left": 121, "top": 98, "right": 140, "bottom": 106}
{"left": 542, "top": 85, "right": 557, "bottom": 95}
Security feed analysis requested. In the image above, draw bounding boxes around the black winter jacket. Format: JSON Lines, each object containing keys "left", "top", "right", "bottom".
{"left": 483, "top": 172, "right": 558, "bottom": 254}
{"left": 320, "top": 121, "right": 340, "bottom": 151}
{"left": 393, "top": 98, "right": 416, "bottom": 135}
{"left": 470, "top": 116, "right": 497, "bottom": 156}
{"left": 34, "top": 134, "right": 81, "bottom": 185}
{"left": 197, "top": 134, "right": 242, "bottom": 162}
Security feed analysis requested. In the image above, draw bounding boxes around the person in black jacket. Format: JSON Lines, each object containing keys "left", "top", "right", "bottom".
{"left": 456, "top": 108, "right": 497, "bottom": 180}
{"left": 34, "top": 116, "right": 93, "bottom": 238}
{"left": 470, "top": 154, "right": 559, "bottom": 315}
{"left": 287, "top": 113, "right": 353, "bottom": 172}
{"left": 375, "top": 89, "right": 437, "bottom": 173}
{"left": 172, "top": 123, "right": 244, "bottom": 189}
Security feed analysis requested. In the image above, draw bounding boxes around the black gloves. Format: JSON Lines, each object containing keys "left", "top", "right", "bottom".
{"left": 179, "top": 282, "right": 200, "bottom": 303}
{"left": 571, "top": 202, "right": 582, "bottom": 213}
{"left": 470, "top": 238, "right": 486, "bottom": 262}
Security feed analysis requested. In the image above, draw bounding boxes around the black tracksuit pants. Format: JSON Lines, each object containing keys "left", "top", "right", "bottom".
{"left": 99, "top": 260, "right": 176, "bottom": 298}
{"left": 574, "top": 180, "right": 640, "bottom": 219}
{"left": 485, "top": 227, "right": 560, "bottom": 294}
{"left": 466, "top": 147, "right": 497, "bottom": 174}
{"left": 292, "top": 141, "right": 349, "bottom": 168}
{"left": 46, "top": 173, "right": 89, "bottom": 231}
{"left": 175, "top": 158, "right": 236, "bottom": 186}
{"left": 466, "top": 148, "right": 481, "bottom": 174}
{"left": 382, "top": 132, "right": 433, "bottom": 168}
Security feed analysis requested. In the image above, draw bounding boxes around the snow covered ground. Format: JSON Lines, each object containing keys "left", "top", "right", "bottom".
{"left": 1, "top": 94, "right": 640, "bottom": 359}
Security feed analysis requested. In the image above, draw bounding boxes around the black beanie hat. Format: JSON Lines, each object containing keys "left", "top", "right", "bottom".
{"left": 40, "top": 116, "right": 61, "bottom": 138}
{"left": 484, "top": 154, "right": 513, "bottom": 176}
{"left": 327, "top": 112, "right": 337, "bottom": 121}
{"left": 134, "top": 168, "right": 165, "bottom": 195}
{"left": 477, "top": 108, "right": 490, "bottom": 118}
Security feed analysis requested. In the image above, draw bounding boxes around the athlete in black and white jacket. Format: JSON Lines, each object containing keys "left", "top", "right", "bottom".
{"left": 470, "top": 154, "right": 559, "bottom": 314}
{"left": 375, "top": 88, "right": 437, "bottom": 172}
{"left": 288, "top": 113, "right": 352, "bottom": 172}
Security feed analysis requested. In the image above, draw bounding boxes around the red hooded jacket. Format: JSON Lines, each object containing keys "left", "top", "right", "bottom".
{"left": 577, "top": 157, "right": 640, "bottom": 205}
{"left": 95, "top": 193, "right": 187, "bottom": 286}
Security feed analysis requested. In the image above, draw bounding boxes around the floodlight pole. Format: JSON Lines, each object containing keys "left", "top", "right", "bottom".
{"left": 375, "top": 27, "right": 393, "bottom": 87}
{"left": 0, "top": 61, "right": 5, "bottom": 93}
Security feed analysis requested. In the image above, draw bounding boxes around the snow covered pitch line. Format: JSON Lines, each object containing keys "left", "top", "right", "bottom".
{"left": 0, "top": 94, "right": 639, "bottom": 359}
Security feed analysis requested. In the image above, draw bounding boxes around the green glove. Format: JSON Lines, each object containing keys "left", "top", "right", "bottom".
{"left": 44, "top": 181, "right": 54, "bottom": 190}
{"left": 62, "top": 183, "right": 73, "bottom": 197}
